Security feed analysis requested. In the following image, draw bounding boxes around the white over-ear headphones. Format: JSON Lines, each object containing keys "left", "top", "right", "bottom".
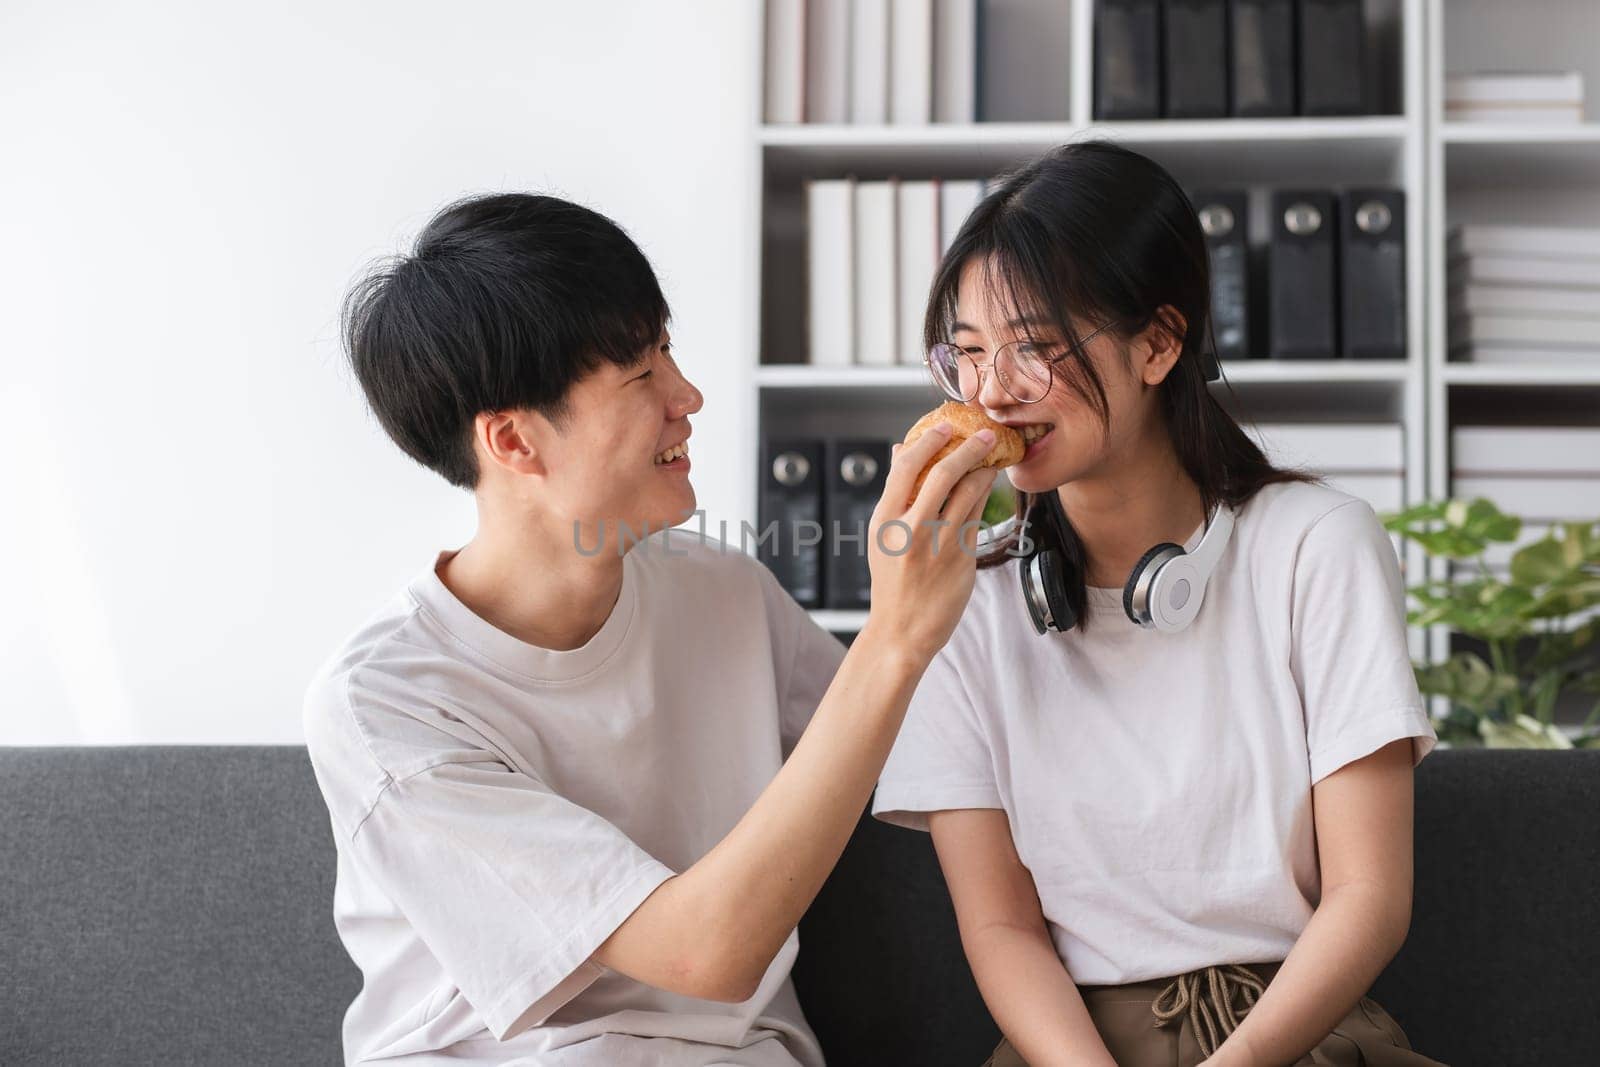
{"left": 1019, "top": 495, "right": 1236, "bottom": 635}
{"left": 1120, "top": 504, "right": 1235, "bottom": 632}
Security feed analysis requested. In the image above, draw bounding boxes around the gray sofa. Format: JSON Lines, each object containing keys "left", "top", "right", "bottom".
{"left": 2, "top": 747, "right": 1596, "bottom": 1066}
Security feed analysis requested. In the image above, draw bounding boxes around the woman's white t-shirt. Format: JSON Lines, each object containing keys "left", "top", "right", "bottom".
{"left": 873, "top": 480, "right": 1436, "bottom": 985}
{"left": 303, "top": 529, "right": 846, "bottom": 1066}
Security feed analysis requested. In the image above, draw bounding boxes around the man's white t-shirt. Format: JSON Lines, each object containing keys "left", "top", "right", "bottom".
{"left": 873, "top": 481, "right": 1437, "bottom": 985}
{"left": 303, "top": 529, "right": 847, "bottom": 1066}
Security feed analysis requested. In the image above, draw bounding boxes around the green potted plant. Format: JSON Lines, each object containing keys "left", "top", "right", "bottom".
{"left": 1383, "top": 499, "right": 1600, "bottom": 749}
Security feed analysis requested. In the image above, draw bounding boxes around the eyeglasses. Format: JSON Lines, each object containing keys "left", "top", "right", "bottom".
{"left": 924, "top": 320, "right": 1122, "bottom": 405}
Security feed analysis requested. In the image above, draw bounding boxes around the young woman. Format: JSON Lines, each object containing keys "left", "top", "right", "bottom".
{"left": 873, "top": 142, "right": 1444, "bottom": 1067}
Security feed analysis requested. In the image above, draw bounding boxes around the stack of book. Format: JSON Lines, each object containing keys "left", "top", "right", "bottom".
{"left": 1444, "top": 71, "right": 1586, "bottom": 125}
{"left": 1244, "top": 423, "right": 1405, "bottom": 518}
{"left": 1447, "top": 225, "right": 1600, "bottom": 366}
{"left": 1451, "top": 427, "right": 1600, "bottom": 575}
{"left": 1096, "top": 0, "right": 1369, "bottom": 120}
{"left": 806, "top": 177, "right": 987, "bottom": 367}
{"left": 765, "top": 0, "right": 980, "bottom": 125}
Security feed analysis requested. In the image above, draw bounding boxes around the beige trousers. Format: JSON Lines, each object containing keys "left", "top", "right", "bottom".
{"left": 981, "top": 963, "right": 1448, "bottom": 1066}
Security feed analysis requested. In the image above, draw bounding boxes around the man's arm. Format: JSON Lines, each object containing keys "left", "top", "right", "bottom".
{"left": 929, "top": 808, "right": 1117, "bottom": 1067}
{"left": 594, "top": 423, "right": 1000, "bottom": 1001}
{"left": 1204, "top": 739, "right": 1415, "bottom": 1066}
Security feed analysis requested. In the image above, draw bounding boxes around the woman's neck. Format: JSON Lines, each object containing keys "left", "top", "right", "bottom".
{"left": 1056, "top": 438, "right": 1206, "bottom": 590}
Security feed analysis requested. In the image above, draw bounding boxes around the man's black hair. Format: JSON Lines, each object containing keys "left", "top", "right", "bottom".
{"left": 342, "top": 193, "right": 670, "bottom": 489}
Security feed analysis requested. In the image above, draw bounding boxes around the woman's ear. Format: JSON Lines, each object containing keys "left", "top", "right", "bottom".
{"left": 1139, "top": 306, "right": 1188, "bottom": 386}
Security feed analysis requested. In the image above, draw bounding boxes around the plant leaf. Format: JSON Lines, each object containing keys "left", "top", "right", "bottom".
{"left": 1510, "top": 536, "right": 1569, "bottom": 588}
{"left": 1480, "top": 714, "right": 1575, "bottom": 749}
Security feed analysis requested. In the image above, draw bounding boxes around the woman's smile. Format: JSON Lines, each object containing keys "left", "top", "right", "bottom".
{"left": 1019, "top": 422, "right": 1055, "bottom": 461}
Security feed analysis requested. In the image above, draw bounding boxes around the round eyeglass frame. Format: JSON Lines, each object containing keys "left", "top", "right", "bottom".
{"left": 923, "top": 319, "right": 1123, "bottom": 405}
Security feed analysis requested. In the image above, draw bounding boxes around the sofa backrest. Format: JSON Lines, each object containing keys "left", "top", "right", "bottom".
{"left": 1, "top": 746, "right": 358, "bottom": 1065}
{"left": 3, "top": 747, "right": 1597, "bottom": 1066}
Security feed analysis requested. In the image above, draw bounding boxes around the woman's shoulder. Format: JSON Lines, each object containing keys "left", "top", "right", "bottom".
{"left": 1236, "top": 480, "right": 1398, "bottom": 582}
{"left": 1238, "top": 478, "right": 1384, "bottom": 542}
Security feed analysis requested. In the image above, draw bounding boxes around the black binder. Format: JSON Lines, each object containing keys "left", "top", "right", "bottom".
{"left": 1297, "top": 0, "right": 1366, "bottom": 115}
{"left": 1269, "top": 189, "right": 1338, "bottom": 359}
{"left": 1230, "top": 0, "right": 1295, "bottom": 116}
{"left": 1340, "top": 189, "right": 1406, "bottom": 359}
{"left": 758, "top": 438, "right": 825, "bottom": 608}
{"left": 1194, "top": 189, "right": 1252, "bottom": 360}
{"left": 1164, "top": 0, "right": 1228, "bottom": 118}
{"left": 825, "top": 440, "right": 890, "bottom": 610}
{"left": 1095, "top": 0, "right": 1163, "bottom": 120}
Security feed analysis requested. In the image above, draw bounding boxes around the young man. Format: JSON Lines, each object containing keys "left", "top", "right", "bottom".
{"left": 303, "top": 192, "right": 998, "bottom": 1065}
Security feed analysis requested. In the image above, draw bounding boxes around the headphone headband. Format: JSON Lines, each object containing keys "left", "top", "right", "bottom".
{"left": 1186, "top": 504, "right": 1236, "bottom": 574}
{"left": 1019, "top": 498, "right": 1236, "bottom": 635}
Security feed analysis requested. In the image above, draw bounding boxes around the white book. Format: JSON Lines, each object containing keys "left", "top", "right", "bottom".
{"left": 764, "top": 0, "right": 806, "bottom": 124}
{"left": 1323, "top": 474, "right": 1405, "bottom": 515}
{"left": 932, "top": 0, "right": 978, "bottom": 123}
{"left": 1452, "top": 344, "right": 1600, "bottom": 365}
{"left": 1450, "top": 283, "right": 1600, "bottom": 319}
{"left": 897, "top": 180, "right": 941, "bottom": 365}
{"left": 807, "top": 179, "right": 856, "bottom": 366}
{"left": 890, "top": 0, "right": 934, "bottom": 125}
{"left": 1452, "top": 428, "right": 1600, "bottom": 476}
{"left": 1448, "top": 224, "right": 1600, "bottom": 262}
{"left": 806, "top": 0, "right": 851, "bottom": 124}
{"left": 1246, "top": 423, "right": 1404, "bottom": 475}
{"left": 1450, "top": 314, "right": 1600, "bottom": 349}
{"left": 1444, "top": 72, "right": 1584, "bottom": 105}
{"left": 854, "top": 181, "right": 899, "bottom": 366}
{"left": 1452, "top": 476, "right": 1600, "bottom": 523}
{"left": 939, "top": 179, "right": 984, "bottom": 254}
{"left": 850, "top": 0, "right": 890, "bottom": 124}
{"left": 1448, "top": 254, "right": 1600, "bottom": 290}
{"left": 1445, "top": 104, "right": 1584, "bottom": 125}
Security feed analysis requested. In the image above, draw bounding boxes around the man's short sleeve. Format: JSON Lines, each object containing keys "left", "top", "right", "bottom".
{"left": 1291, "top": 499, "right": 1437, "bottom": 785}
{"left": 317, "top": 693, "right": 674, "bottom": 1040}
{"left": 754, "top": 560, "right": 847, "bottom": 757}
{"left": 872, "top": 645, "right": 1003, "bottom": 831}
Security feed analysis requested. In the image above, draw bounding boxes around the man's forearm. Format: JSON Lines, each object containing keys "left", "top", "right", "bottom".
{"left": 599, "top": 622, "right": 928, "bottom": 999}
{"left": 1209, "top": 882, "right": 1409, "bottom": 1066}
{"left": 967, "top": 923, "right": 1116, "bottom": 1067}
{"left": 691, "top": 623, "right": 927, "bottom": 965}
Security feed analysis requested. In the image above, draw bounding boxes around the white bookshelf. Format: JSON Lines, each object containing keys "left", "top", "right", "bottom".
{"left": 1442, "top": 124, "right": 1600, "bottom": 185}
{"left": 750, "top": 0, "right": 1599, "bottom": 655}
{"left": 1442, "top": 364, "right": 1600, "bottom": 387}
{"left": 1422, "top": 0, "right": 1600, "bottom": 714}
{"left": 757, "top": 360, "right": 1414, "bottom": 391}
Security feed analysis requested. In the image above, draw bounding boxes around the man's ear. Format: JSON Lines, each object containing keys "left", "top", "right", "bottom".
{"left": 474, "top": 410, "right": 546, "bottom": 478}
{"left": 1139, "top": 306, "right": 1188, "bottom": 386}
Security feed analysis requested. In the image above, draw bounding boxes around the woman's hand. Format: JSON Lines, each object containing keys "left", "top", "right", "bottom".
{"left": 930, "top": 808, "right": 1119, "bottom": 1067}
{"left": 1198, "top": 1036, "right": 1264, "bottom": 1067}
{"left": 861, "top": 421, "right": 999, "bottom": 665}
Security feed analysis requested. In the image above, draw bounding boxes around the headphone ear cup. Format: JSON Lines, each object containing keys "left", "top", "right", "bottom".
{"left": 1038, "top": 547, "right": 1077, "bottom": 633}
{"left": 1020, "top": 544, "right": 1078, "bottom": 634}
{"left": 1123, "top": 542, "right": 1184, "bottom": 626}
{"left": 1148, "top": 556, "right": 1206, "bottom": 632}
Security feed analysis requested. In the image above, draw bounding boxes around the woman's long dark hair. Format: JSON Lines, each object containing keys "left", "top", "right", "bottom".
{"left": 927, "top": 141, "right": 1311, "bottom": 628}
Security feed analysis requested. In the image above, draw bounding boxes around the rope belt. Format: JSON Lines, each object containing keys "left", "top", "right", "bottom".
{"left": 1150, "top": 964, "right": 1269, "bottom": 1058}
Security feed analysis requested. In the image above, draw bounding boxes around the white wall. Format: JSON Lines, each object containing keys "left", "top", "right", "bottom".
{"left": 0, "top": 1, "right": 761, "bottom": 744}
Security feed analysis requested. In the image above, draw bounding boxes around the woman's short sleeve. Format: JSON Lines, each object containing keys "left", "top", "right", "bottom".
{"left": 873, "top": 645, "right": 1003, "bottom": 831}
{"left": 1290, "top": 499, "right": 1437, "bottom": 784}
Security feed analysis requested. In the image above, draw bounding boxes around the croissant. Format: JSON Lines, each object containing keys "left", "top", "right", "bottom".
{"left": 902, "top": 402, "right": 1024, "bottom": 497}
